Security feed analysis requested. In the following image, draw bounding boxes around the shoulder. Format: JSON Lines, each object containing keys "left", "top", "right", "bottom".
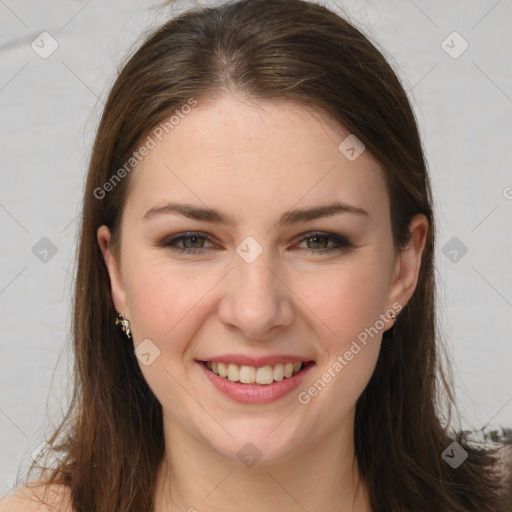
{"left": 0, "top": 483, "right": 73, "bottom": 512}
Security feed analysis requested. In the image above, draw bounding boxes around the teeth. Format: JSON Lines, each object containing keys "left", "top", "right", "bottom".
{"left": 204, "top": 360, "right": 305, "bottom": 384}
{"left": 239, "top": 365, "right": 256, "bottom": 383}
{"left": 218, "top": 362, "right": 227, "bottom": 378}
{"left": 256, "top": 365, "right": 273, "bottom": 385}
{"left": 227, "top": 363, "right": 239, "bottom": 382}
{"left": 273, "top": 363, "right": 284, "bottom": 381}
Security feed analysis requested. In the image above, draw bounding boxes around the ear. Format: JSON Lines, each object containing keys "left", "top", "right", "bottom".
{"left": 97, "top": 225, "right": 129, "bottom": 316}
{"left": 387, "top": 213, "right": 429, "bottom": 311}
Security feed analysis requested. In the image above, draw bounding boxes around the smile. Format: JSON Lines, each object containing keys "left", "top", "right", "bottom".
{"left": 203, "top": 361, "right": 305, "bottom": 385}
{"left": 197, "top": 359, "right": 315, "bottom": 404}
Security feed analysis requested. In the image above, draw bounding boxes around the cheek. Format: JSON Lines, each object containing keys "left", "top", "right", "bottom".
{"left": 296, "top": 254, "right": 392, "bottom": 340}
{"left": 295, "top": 267, "right": 384, "bottom": 423}
{"left": 124, "top": 266, "right": 206, "bottom": 410}
{"left": 300, "top": 338, "right": 381, "bottom": 427}
{"left": 124, "top": 255, "right": 209, "bottom": 341}
{"left": 292, "top": 254, "right": 389, "bottom": 401}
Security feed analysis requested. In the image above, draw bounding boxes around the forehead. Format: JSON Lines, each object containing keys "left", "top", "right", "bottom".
{"left": 123, "top": 94, "right": 388, "bottom": 226}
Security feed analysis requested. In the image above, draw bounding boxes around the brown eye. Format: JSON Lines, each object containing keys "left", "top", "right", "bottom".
{"left": 159, "top": 231, "right": 352, "bottom": 256}
{"left": 297, "top": 232, "right": 352, "bottom": 254}
{"left": 160, "top": 232, "right": 215, "bottom": 254}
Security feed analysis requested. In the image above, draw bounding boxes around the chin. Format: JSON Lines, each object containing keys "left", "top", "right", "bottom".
{"left": 198, "top": 416, "right": 311, "bottom": 467}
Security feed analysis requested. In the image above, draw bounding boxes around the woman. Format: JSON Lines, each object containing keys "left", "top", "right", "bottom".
{"left": 1, "top": 0, "right": 510, "bottom": 510}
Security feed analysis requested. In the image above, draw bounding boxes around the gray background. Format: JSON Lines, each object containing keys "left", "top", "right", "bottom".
{"left": 1, "top": 0, "right": 511, "bottom": 495}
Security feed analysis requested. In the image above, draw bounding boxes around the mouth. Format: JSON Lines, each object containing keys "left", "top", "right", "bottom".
{"left": 198, "top": 360, "right": 315, "bottom": 385}
{"left": 196, "top": 358, "right": 316, "bottom": 404}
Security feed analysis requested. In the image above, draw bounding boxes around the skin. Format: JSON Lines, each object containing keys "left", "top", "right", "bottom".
{"left": 97, "top": 93, "right": 428, "bottom": 512}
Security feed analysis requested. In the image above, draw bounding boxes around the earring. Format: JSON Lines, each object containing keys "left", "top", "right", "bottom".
{"left": 385, "top": 311, "right": 397, "bottom": 334}
{"left": 115, "top": 312, "right": 132, "bottom": 339}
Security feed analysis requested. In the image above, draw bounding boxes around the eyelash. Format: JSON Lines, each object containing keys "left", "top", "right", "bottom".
{"left": 159, "top": 231, "right": 353, "bottom": 256}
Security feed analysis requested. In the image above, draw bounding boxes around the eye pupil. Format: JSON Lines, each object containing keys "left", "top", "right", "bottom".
{"left": 308, "top": 235, "right": 328, "bottom": 249}
{"left": 184, "top": 236, "right": 203, "bottom": 248}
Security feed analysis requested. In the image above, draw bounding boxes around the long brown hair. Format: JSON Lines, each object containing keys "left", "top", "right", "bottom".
{"left": 23, "top": 0, "right": 508, "bottom": 510}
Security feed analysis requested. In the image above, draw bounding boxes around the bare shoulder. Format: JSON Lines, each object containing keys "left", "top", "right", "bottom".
{"left": 0, "top": 483, "right": 73, "bottom": 512}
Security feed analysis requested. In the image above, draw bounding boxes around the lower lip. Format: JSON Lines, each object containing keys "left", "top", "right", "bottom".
{"left": 197, "top": 361, "right": 315, "bottom": 404}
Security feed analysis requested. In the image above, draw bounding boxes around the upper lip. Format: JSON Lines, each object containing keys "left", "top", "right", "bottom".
{"left": 197, "top": 354, "right": 314, "bottom": 367}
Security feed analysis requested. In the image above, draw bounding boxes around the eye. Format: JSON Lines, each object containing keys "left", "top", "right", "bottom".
{"left": 295, "top": 232, "right": 353, "bottom": 254}
{"left": 159, "top": 231, "right": 353, "bottom": 256}
{"left": 159, "top": 232, "right": 217, "bottom": 255}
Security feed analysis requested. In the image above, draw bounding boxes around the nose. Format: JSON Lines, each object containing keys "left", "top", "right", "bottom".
{"left": 217, "top": 243, "right": 294, "bottom": 341}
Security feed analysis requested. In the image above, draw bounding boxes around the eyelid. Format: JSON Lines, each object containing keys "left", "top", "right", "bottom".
{"left": 292, "top": 230, "right": 350, "bottom": 245}
{"left": 158, "top": 230, "right": 353, "bottom": 255}
{"left": 293, "top": 231, "right": 352, "bottom": 252}
{"left": 159, "top": 231, "right": 220, "bottom": 248}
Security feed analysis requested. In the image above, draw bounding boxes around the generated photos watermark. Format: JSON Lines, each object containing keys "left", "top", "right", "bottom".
{"left": 297, "top": 302, "right": 402, "bottom": 405}
{"left": 93, "top": 97, "right": 198, "bottom": 200}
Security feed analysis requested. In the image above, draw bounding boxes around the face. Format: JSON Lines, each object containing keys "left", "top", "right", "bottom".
{"left": 98, "top": 94, "right": 426, "bottom": 465}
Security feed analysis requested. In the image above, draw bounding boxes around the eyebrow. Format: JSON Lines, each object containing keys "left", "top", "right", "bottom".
{"left": 142, "top": 201, "right": 368, "bottom": 226}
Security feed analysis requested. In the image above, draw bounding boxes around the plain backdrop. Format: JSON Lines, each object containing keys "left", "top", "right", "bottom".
{"left": 1, "top": 0, "right": 511, "bottom": 495}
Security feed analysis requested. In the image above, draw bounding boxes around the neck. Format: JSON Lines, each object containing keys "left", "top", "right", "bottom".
{"left": 153, "top": 412, "right": 372, "bottom": 512}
